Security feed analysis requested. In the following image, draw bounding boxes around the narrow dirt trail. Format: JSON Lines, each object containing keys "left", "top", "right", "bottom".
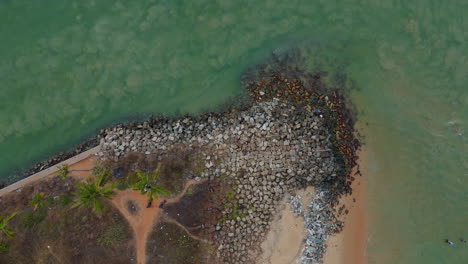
{"left": 161, "top": 215, "right": 211, "bottom": 244}
{"left": 112, "top": 179, "right": 205, "bottom": 264}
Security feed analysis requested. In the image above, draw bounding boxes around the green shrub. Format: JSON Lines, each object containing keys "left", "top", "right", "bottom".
{"left": 0, "top": 240, "right": 8, "bottom": 254}
{"left": 57, "top": 164, "right": 69, "bottom": 180}
{"left": 22, "top": 209, "right": 47, "bottom": 230}
{"left": 59, "top": 194, "right": 72, "bottom": 206}
{"left": 186, "top": 187, "right": 194, "bottom": 195}
{"left": 225, "top": 190, "right": 235, "bottom": 201}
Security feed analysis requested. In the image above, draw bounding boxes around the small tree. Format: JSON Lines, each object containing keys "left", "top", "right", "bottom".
{"left": 0, "top": 212, "right": 18, "bottom": 238}
{"left": 132, "top": 168, "right": 169, "bottom": 204}
{"left": 30, "top": 192, "right": 47, "bottom": 211}
{"left": 57, "top": 164, "right": 69, "bottom": 180}
{"left": 72, "top": 180, "right": 117, "bottom": 215}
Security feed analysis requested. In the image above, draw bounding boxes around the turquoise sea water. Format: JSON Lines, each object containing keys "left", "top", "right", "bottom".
{"left": 0, "top": 0, "right": 466, "bottom": 263}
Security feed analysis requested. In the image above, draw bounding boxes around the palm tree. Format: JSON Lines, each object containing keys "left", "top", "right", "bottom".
{"left": 92, "top": 162, "right": 112, "bottom": 187}
{"left": 57, "top": 164, "right": 69, "bottom": 180}
{"left": 72, "top": 179, "right": 117, "bottom": 215}
{"left": 0, "top": 212, "right": 18, "bottom": 238}
{"left": 132, "top": 169, "right": 169, "bottom": 204}
{"left": 30, "top": 192, "right": 47, "bottom": 211}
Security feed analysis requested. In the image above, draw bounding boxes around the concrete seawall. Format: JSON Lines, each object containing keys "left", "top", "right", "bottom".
{"left": 0, "top": 146, "right": 101, "bottom": 197}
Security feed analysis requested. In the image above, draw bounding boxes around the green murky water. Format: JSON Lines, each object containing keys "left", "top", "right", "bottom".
{"left": 0, "top": 0, "right": 466, "bottom": 263}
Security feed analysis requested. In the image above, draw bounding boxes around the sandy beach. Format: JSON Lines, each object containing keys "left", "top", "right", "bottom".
{"left": 259, "top": 187, "right": 315, "bottom": 264}
{"left": 259, "top": 150, "right": 368, "bottom": 264}
{"left": 324, "top": 150, "right": 368, "bottom": 264}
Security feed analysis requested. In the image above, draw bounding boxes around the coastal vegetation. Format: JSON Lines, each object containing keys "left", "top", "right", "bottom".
{"left": 96, "top": 224, "right": 128, "bottom": 247}
{"left": 57, "top": 164, "right": 69, "bottom": 180}
{"left": 92, "top": 162, "right": 112, "bottom": 186}
{"left": 0, "top": 154, "right": 174, "bottom": 263}
{"left": 0, "top": 240, "right": 8, "bottom": 254}
{"left": 0, "top": 212, "right": 17, "bottom": 257}
{"left": 29, "top": 192, "right": 48, "bottom": 211}
{"left": 0, "top": 212, "right": 17, "bottom": 238}
{"left": 0, "top": 176, "right": 134, "bottom": 263}
{"left": 72, "top": 179, "right": 117, "bottom": 215}
{"left": 146, "top": 222, "right": 206, "bottom": 264}
{"left": 132, "top": 168, "right": 170, "bottom": 204}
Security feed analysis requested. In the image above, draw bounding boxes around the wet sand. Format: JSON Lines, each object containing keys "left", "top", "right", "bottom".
{"left": 324, "top": 150, "right": 368, "bottom": 264}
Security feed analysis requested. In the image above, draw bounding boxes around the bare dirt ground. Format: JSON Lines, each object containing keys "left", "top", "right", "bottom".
{"left": 112, "top": 179, "right": 205, "bottom": 264}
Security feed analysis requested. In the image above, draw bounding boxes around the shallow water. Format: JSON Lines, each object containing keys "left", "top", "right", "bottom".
{"left": 0, "top": 0, "right": 467, "bottom": 263}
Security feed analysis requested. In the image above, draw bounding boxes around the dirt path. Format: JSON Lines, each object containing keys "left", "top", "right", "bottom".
{"left": 161, "top": 215, "right": 211, "bottom": 244}
{"left": 111, "top": 179, "right": 205, "bottom": 264}
{"left": 69, "top": 158, "right": 206, "bottom": 264}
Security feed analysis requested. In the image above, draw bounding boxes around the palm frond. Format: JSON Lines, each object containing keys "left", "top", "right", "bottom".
{"left": 4, "top": 212, "right": 17, "bottom": 223}
{"left": 153, "top": 186, "right": 170, "bottom": 195}
{"left": 30, "top": 193, "right": 46, "bottom": 210}
{"left": 0, "top": 212, "right": 17, "bottom": 238}
{"left": 2, "top": 226, "right": 15, "bottom": 238}
{"left": 72, "top": 180, "right": 116, "bottom": 215}
{"left": 57, "top": 164, "right": 69, "bottom": 180}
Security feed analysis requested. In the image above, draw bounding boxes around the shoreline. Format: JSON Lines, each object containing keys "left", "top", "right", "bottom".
{"left": 324, "top": 149, "right": 368, "bottom": 264}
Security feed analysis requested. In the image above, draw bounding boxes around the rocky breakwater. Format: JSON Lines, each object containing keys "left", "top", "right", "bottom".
{"left": 99, "top": 94, "right": 343, "bottom": 263}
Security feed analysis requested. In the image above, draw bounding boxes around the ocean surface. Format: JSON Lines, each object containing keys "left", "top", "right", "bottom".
{"left": 0, "top": 0, "right": 466, "bottom": 263}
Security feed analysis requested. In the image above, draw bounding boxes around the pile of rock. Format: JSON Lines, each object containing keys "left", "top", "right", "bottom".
{"left": 289, "top": 187, "right": 343, "bottom": 263}
{"left": 99, "top": 98, "right": 341, "bottom": 263}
